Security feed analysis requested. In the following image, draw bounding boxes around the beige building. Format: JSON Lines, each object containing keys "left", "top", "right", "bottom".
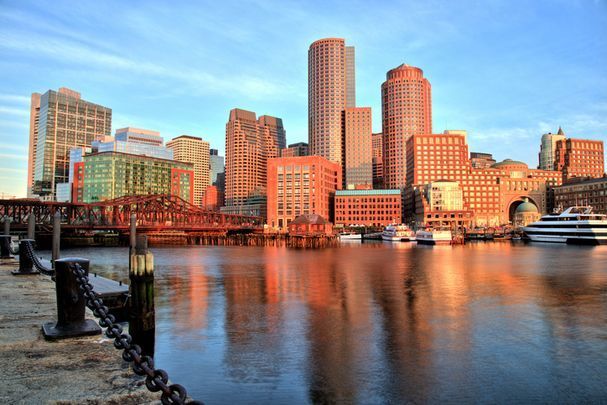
{"left": 538, "top": 128, "right": 566, "bottom": 170}
{"left": 427, "top": 181, "right": 464, "bottom": 211}
{"left": 29, "top": 87, "right": 112, "bottom": 199}
{"left": 308, "top": 38, "right": 355, "bottom": 165}
{"left": 343, "top": 107, "right": 372, "bottom": 188}
{"left": 167, "top": 135, "right": 210, "bottom": 207}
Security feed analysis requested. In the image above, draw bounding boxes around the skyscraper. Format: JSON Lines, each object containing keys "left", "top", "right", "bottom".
{"left": 372, "top": 132, "right": 384, "bottom": 188}
{"left": 225, "top": 108, "right": 286, "bottom": 207}
{"left": 343, "top": 107, "right": 372, "bottom": 188}
{"left": 382, "top": 64, "right": 432, "bottom": 189}
{"left": 538, "top": 127, "right": 566, "bottom": 170}
{"left": 26, "top": 93, "right": 41, "bottom": 197}
{"left": 30, "top": 87, "right": 112, "bottom": 199}
{"left": 166, "top": 135, "right": 211, "bottom": 206}
{"left": 209, "top": 149, "right": 225, "bottom": 186}
{"left": 308, "top": 38, "right": 355, "bottom": 164}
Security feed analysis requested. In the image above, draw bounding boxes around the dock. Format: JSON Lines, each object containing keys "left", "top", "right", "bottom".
{"left": 0, "top": 257, "right": 155, "bottom": 403}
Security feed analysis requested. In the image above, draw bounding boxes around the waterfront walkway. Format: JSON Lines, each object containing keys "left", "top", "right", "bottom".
{"left": 0, "top": 258, "right": 156, "bottom": 404}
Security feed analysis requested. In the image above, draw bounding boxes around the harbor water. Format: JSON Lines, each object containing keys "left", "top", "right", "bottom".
{"left": 59, "top": 242, "right": 607, "bottom": 404}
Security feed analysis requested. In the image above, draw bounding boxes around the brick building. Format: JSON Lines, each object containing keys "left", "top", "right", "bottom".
{"left": 554, "top": 138, "right": 604, "bottom": 182}
{"left": 334, "top": 189, "right": 401, "bottom": 227}
{"left": 267, "top": 156, "right": 342, "bottom": 229}
{"left": 554, "top": 177, "right": 607, "bottom": 213}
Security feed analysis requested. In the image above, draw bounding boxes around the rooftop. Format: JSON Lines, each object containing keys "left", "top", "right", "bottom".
{"left": 336, "top": 189, "right": 401, "bottom": 196}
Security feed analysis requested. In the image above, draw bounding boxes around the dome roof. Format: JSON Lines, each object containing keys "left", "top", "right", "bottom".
{"left": 515, "top": 201, "right": 538, "bottom": 213}
{"left": 491, "top": 158, "right": 529, "bottom": 169}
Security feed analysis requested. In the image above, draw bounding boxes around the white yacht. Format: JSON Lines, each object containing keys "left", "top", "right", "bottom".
{"left": 415, "top": 229, "right": 452, "bottom": 245}
{"left": 338, "top": 232, "right": 362, "bottom": 241}
{"left": 522, "top": 206, "right": 607, "bottom": 245}
{"left": 382, "top": 224, "right": 415, "bottom": 242}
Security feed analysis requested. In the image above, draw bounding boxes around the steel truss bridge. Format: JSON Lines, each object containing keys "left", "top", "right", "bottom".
{"left": 0, "top": 194, "right": 263, "bottom": 232}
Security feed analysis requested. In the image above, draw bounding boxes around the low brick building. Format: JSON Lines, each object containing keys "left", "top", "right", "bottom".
{"left": 334, "top": 189, "right": 401, "bottom": 227}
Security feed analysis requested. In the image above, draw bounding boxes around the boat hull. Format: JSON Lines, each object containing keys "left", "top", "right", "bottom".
{"left": 525, "top": 233, "right": 607, "bottom": 245}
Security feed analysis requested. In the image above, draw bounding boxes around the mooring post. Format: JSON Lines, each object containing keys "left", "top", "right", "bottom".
{"left": 42, "top": 258, "right": 102, "bottom": 339}
{"left": 12, "top": 239, "right": 39, "bottom": 275}
{"left": 52, "top": 211, "right": 61, "bottom": 264}
{"left": 130, "top": 213, "right": 137, "bottom": 252}
{"left": 0, "top": 216, "right": 13, "bottom": 259}
{"left": 129, "top": 234, "right": 155, "bottom": 357}
{"left": 3, "top": 215, "right": 10, "bottom": 235}
{"left": 28, "top": 213, "right": 36, "bottom": 240}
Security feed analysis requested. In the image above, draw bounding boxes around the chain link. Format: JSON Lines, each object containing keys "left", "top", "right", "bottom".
{"left": 70, "top": 262, "right": 202, "bottom": 405}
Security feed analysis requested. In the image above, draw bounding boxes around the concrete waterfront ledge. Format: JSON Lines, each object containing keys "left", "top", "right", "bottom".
{"left": 0, "top": 259, "right": 157, "bottom": 404}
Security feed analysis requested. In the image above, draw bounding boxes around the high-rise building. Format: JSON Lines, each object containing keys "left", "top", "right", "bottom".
{"left": 267, "top": 156, "right": 342, "bottom": 228}
{"left": 382, "top": 64, "right": 432, "bottom": 189}
{"left": 225, "top": 108, "right": 286, "bottom": 207}
{"left": 372, "top": 132, "right": 384, "bottom": 188}
{"left": 82, "top": 151, "right": 193, "bottom": 204}
{"left": 538, "top": 127, "right": 566, "bottom": 170}
{"left": 94, "top": 127, "right": 173, "bottom": 160}
{"left": 554, "top": 137, "right": 604, "bottom": 182}
{"left": 209, "top": 149, "right": 225, "bottom": 186}
{"left": 26, "top": 93, "right": 41, "bottom": 197}
{"left": 470, "top": 152, "right": 496, "bottom": 169}
{"left": 30, "top": 88, "right": 112, "bottom": 199}
{"left": 308, "top": 38, "right": 355, "bottom": 164}
{"left": 343, "top": 107, "right": 372, "bottom": 188}
{"left": 166, "top": 135, "right": 211, "bottom": 207}
{"left": 281, "top": 142, "right": 309, "bottom": 157}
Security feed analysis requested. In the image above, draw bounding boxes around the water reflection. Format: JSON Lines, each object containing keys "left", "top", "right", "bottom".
{"left": 58, "top": 243, "right": 607, "bottom": 404}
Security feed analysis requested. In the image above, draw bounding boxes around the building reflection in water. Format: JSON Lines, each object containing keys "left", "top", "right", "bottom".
{"left": 65, "top": 242, "right": 607, "bottom": 403}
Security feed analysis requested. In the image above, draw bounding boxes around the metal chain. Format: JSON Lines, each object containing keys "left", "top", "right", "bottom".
{"left": 70, "top": 262, "right": 202, "bottom": 405}
{"left": 23, "top": 240, "right": 54, "bottom": 276}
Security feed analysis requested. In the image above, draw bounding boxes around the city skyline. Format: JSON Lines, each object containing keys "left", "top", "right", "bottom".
{"left": 1, "top": 0, "right": 606, "bottom": 197}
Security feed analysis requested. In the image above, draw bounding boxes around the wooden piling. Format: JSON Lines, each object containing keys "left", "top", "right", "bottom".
{"left": 128, "top": 235, "right": 155, "bottom": 357}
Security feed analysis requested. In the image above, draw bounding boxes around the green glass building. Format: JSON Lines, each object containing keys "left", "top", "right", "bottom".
{"left": 82, "top": 151, "right": 194, "bottom": 203}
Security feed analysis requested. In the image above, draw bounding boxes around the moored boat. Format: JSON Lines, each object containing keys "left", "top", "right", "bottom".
{"left": 415, "top": 229, "right": 452, "bottom": 245}
{"left": 338, "top": 232, "right": 362, "bottom": 241}
{"left": 382, "top": 224, "right": 415, "bottom": 242}
{"left": 522, "top": 206, "right": 607, "bottom": 244}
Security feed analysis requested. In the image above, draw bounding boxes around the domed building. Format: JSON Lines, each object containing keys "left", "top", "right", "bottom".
{"left": 513, "top": 198, "right": 541, "bottom": 227}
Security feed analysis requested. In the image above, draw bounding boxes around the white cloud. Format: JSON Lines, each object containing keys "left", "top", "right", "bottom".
{"left": 0, "top": 106, "right": 28, "bottom": 116}
{"left": 0, "top": 94, "right": 30, "bottom": 104}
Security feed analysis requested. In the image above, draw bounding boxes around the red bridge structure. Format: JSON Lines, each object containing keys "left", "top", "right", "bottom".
{"left": 0, "top": 194, "right": 263, "bottom": 233}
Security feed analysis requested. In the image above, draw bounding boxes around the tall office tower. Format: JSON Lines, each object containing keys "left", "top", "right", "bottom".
{"left": 225, "top": 108, "right": 286, "bottom": 207}
{"left": 343, "top": 107, "right": 372, "bottom": 188}
{"left": 381, "top": 64, "right": 432, "bottom": 189}
{"left": 166, "top": 135, "right": 211, "bottom": 206}
{"left": 308, "top": 38, "right": 355, "bottom": 164}
{"left": 538, "top": 127, "right": 566, "bottom": 170}
{"left": 372, "top": 132, "right": 384, "bottom": 188}
{"left": 281, "top": 142, "right": 309, "bottom": 157}
{"left": 209, "top": 149, "right": 225, "bottom": 186}
{"left": 555, "top": 137, "right": 604, "bottom": 181}
{"left": 27, "top": 93, "right": 41, "bottom": 197}
{"left": 30, "top": 87, "right": 112, "bottom": 199}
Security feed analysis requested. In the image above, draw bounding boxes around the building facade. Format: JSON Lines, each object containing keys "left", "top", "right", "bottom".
{"left": 203, "top": 185, "right": 224, "bottom": 211}
{"left": 554, "top": 177, "right": 607, "bottom": 213}
{"left": 166, "top": 135, "right": 211, "bottom": 207}
{"left": 30, "top": 88, "right": 112, "bottom": 199}
{"left": 372, "top": 132, "right": 384, "bottom": 188}
{"left": 27, "top": 93, "right": 41, "bottom": 197}
{"left": 266, "top": 156, "right": 342, "bottom": 229}
{"left": 382, "top": 64, "right": 432, "bottom": 189}
{"left": 405, "top": 132, "right": 562, "bottom": 226}
{"left": 281, "top": 142, "right": 309, "bottom": 157}
{"left": 210, "top": 149, "right": 225, "bottom": 185}
{"left": 225, "top": 108, "right": 286, "bottom": 208}
{"left": 308, "top": 38, "right": 355, "bottom": 164}
{"left": 343, "top": 107, "right": 372, "bottom": 188}
{"left": 538, "top": 128, "right": 566, "bottom": 170}
{"left": 555, "top": 137, "right": 604, "bottom": 182}
{"left": 81, "top": 151, "right": 193, "bottom": 204}
{"left": 334, "top": 189, "right": 401, "bottom": 227}
{"left": 95, "top": 127, "right": 173, "bottom": 160}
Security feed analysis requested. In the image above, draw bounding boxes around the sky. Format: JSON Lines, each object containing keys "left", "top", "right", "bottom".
{"left": 0, "top": 0, "right": 606, "bottom": 197}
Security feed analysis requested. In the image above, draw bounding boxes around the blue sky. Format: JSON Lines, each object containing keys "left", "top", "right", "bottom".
{"left": 1, "top": 0, "right": 606, "bottom": 197}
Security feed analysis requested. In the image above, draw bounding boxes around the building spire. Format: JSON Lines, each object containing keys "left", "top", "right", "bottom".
{"left": 557, "top": 126, "right": 564, "bottom": 135}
